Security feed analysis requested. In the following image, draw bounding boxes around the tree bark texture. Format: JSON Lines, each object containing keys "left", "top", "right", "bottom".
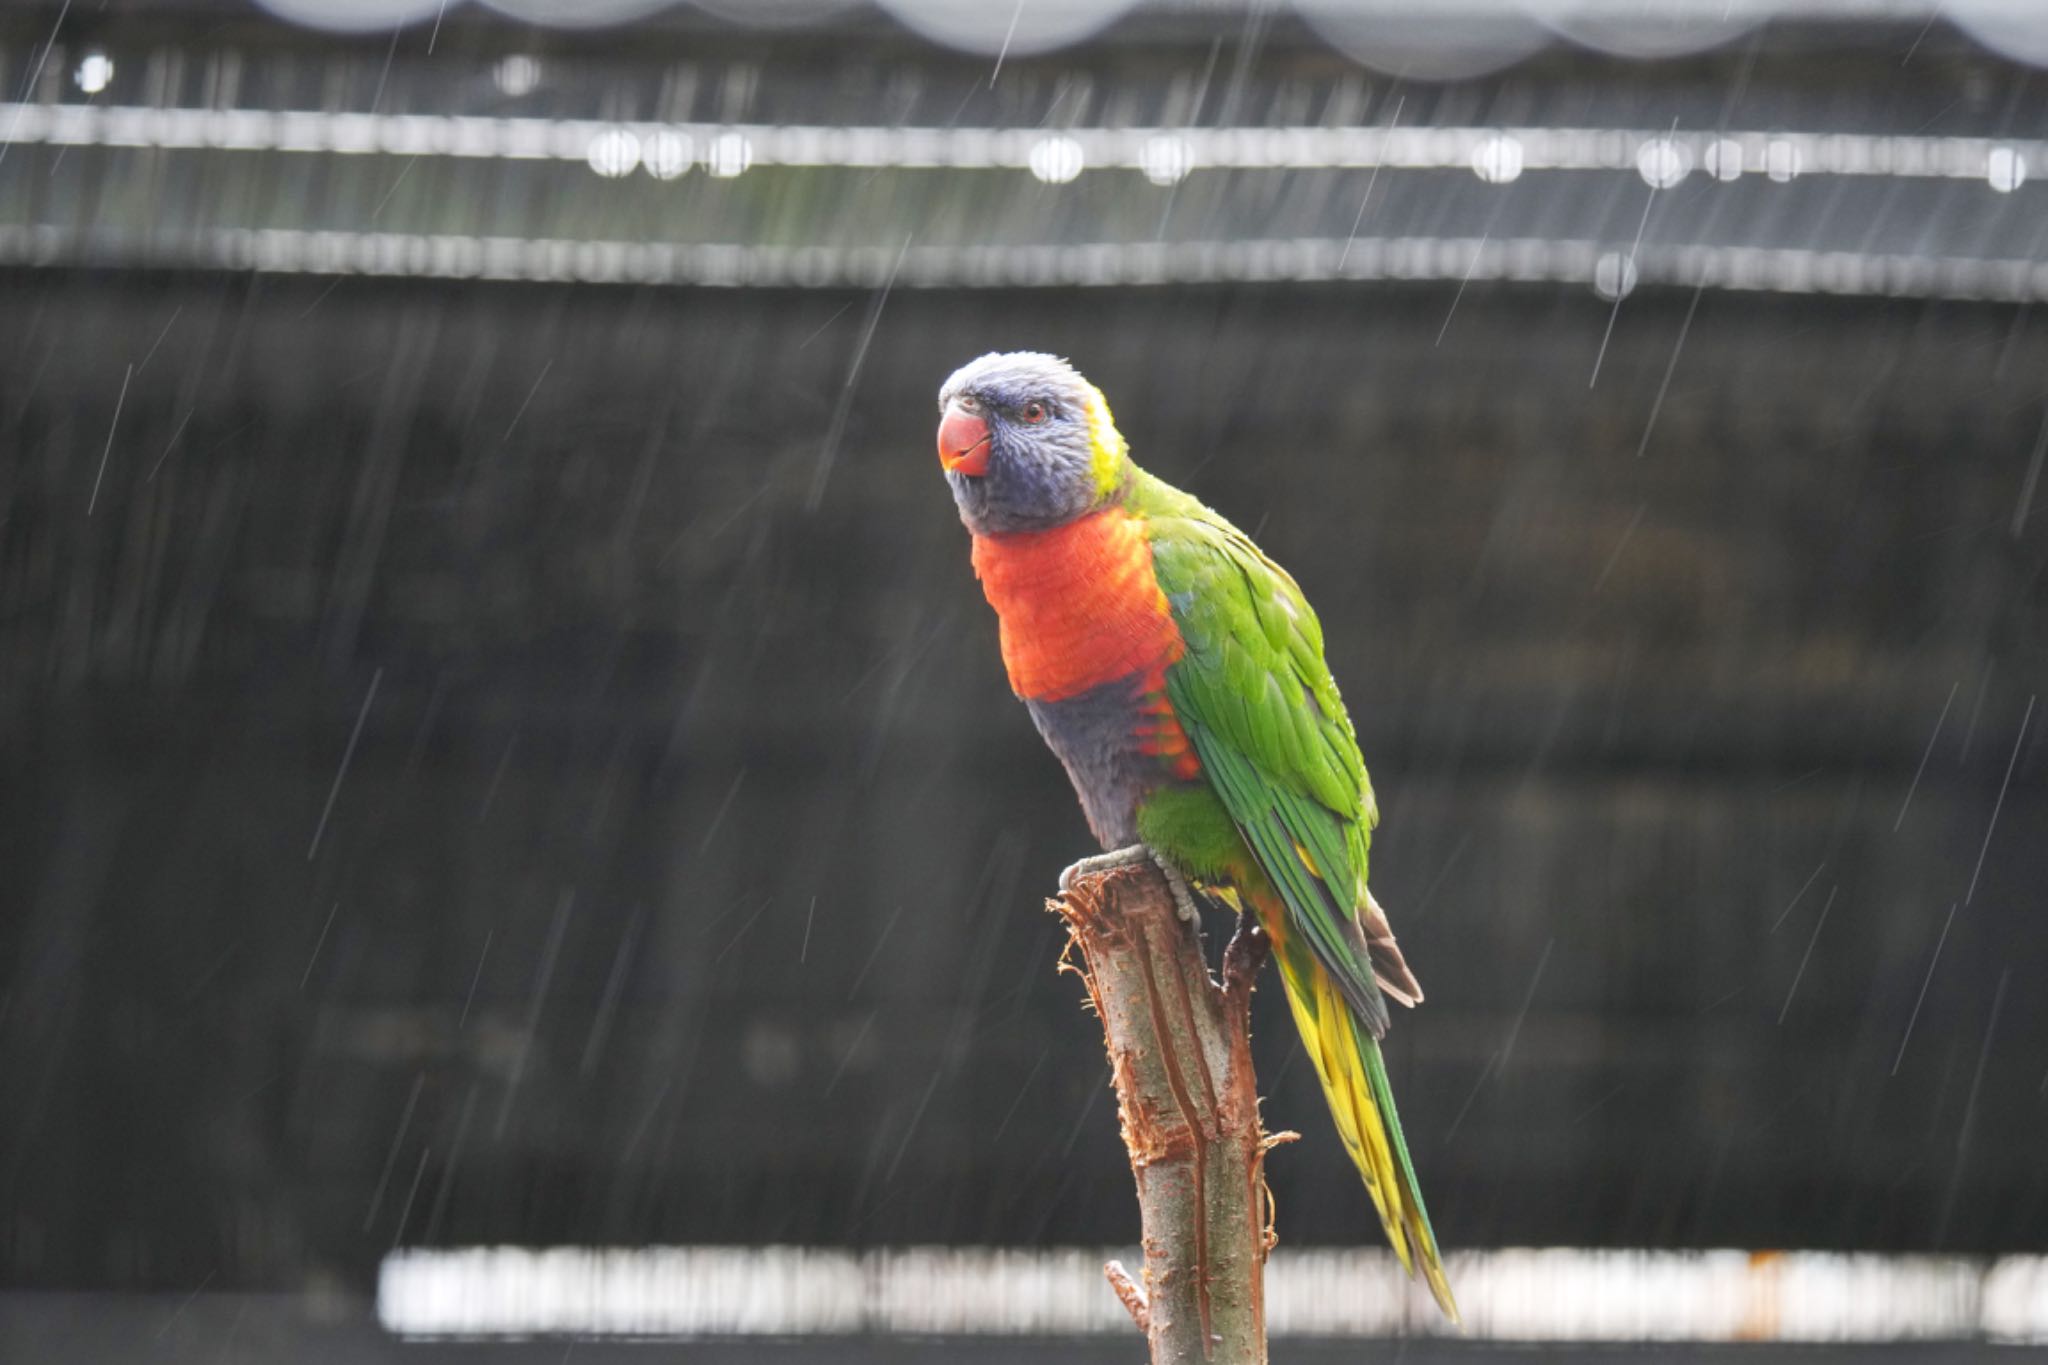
{"left": 1051, "top": 854, "right": 1285, "bottom": 1364}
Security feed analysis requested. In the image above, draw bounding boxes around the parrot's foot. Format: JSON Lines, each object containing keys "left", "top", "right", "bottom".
{"left": 1059, "top": 845, "right": 1153, "bottom": 891}
{"left": 1222, "top": 916, "right": 1271, "bottom": 1001}
{"left": 1058, "top": 845, "right": 1203, "bottom": 924}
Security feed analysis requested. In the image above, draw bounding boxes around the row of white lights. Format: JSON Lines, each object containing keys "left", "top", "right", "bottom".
{"left": 1, "top": 102, "right": 2039, "bottom": 192}
{"left": 378, "top": 1245, "right": 2048, "bottom": 1342}
{"left": 77, "top": 47, "right": 531, "bottom": 100}
{"left": 6, "top": 224, "right": 2044, "bottom": 303}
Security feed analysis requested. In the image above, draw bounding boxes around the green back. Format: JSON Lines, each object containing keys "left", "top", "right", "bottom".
{"left": 1131, "top": 469, "right": 1390, "bottom": 1035}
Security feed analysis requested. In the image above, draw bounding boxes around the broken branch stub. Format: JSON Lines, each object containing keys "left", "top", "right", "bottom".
{"left": 1050, "top": 853, "right": 1278, "bottom": 1365}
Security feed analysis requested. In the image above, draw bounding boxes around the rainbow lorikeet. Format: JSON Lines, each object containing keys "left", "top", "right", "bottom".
{"left": 936, "top": 352, "right": 1456, "bottom": 1320}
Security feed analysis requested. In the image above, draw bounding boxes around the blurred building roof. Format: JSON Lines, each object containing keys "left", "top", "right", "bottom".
{"left": 1, "top": 2, "right": 2045, "bottom": 297}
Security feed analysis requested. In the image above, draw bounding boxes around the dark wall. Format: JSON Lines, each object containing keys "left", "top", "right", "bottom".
{"left": 2, "top": 268, "right": 2045, "bottom": 1291}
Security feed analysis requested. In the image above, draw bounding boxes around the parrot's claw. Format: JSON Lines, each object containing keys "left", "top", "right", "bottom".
{"left": 1058, "top": 846, "right": 1202, "bottom": 922}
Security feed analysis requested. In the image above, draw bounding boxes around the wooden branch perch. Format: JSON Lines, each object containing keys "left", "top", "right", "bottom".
{"left": 1051, "top": 851, "right": 1291, "bottom": 1364}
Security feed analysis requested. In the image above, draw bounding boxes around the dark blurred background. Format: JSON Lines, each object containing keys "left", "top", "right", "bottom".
{"left": 2, "top": 0, "right": 2046, "bottom": 1356}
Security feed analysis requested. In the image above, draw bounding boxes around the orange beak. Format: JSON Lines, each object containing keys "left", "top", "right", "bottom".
{"left": 937, "top": 404, "right": 993, "bottom": 476}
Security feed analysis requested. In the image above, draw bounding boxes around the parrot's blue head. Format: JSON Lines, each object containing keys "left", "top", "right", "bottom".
{"left": 936, "top": 351, "right": 1128, "bottom": 535}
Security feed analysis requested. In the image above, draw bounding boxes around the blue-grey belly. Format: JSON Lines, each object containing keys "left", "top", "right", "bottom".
{"left": 1023, "top": 672, "right": 1159, "bottom": 850}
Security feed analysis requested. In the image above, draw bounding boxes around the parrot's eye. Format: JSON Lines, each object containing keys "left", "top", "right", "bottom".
{"left": 1020, "top": 401, "right": 1048, "bottom": 424}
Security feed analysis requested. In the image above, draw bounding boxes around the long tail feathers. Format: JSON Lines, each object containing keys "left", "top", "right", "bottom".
{"left": 1273, "top": 932, "right": 1460, "bottom": 1323}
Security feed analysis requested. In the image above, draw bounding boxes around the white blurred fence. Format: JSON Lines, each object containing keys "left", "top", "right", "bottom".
{"left": 379, "top": 1245, "right": 2048, "bottom": 1343}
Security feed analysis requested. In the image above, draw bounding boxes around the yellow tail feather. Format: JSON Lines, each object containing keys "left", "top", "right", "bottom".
{"left": 1273, "top": 932, "right": 1460, "bottom": 1322}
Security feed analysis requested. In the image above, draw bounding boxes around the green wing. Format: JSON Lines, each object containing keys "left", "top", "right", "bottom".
{"left": 1139, "top": 478, "right": 1390, "bottom": 1036}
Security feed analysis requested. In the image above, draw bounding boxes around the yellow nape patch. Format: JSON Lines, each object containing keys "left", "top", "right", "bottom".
{"left": 1083, "top": 383, "right": 1127, "bottom": 497}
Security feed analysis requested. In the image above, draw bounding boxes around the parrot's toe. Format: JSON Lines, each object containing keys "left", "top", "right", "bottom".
{"left": 1148, "top": 850, "right": 1205, "bottom": 924}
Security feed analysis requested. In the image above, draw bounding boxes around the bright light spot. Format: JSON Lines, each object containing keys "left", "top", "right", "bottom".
{"left": 74, "top": 52, "right": 114, "bottom": 95}
{"left": 1636, "top": 137, "right": 1690, "bottom": 189}
{"left": 1593, "top": 251, "right": 1638, "bottom": 301}
{"left": 1471, "top": 133, "right": 1524, "bottom": 184}
{"left": 1028, "top": 136, "right": 1085, "bottom": 184}
{"left": 1139, "top": 136, "right": 1193, "bottom": 186}
{"left": 586, "top": 128, "right": 640, "bottom": 178}
{"left": 1988, "top": 145, "right": 2027, "bottom": 193}
{"left": 1703, "top": 138, "right": 1744, "bottom": 181}
{"left": 644, "top": 131, "right": 693, "bottom": 180}
{"left": 494, "top": 54, "right": 541, "bottom": 97}
{"left": 705, "top": 133, "right": 754, "bottom": 178}
{"left": 1765, "top": 138, "right": 1800, "bottom": 183}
